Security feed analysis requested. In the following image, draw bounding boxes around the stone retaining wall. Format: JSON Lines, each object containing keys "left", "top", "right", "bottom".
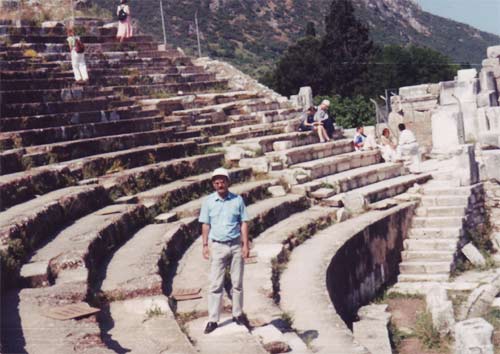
{"left": 326, "top": 204, "right": 416, "bottom": 326}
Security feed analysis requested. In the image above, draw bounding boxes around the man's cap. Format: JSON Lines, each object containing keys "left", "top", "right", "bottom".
{"left": 211, "top": 167, "right": 230, "bottom": 181}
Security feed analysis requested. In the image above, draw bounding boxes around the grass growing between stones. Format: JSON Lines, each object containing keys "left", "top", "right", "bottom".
{"left": 145, "top": 304, "right": 164, "bottom": 319}
{"left": 414, "top": 311, "right": 447, "bottom": 351}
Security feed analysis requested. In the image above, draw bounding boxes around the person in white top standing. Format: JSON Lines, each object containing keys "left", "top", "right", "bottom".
{"left": 116, "top": 0, "right": 133, "bottom": 43}
{"left": 396, "top": 123, "right": 421, "bottom": 172}
{"left": 66, "top": 27, "right": 89, "bottom": 84}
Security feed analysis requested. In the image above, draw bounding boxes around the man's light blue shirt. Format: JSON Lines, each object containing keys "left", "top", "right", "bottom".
{"left": 198, "top": 191, "right": 249, "bottom": 242}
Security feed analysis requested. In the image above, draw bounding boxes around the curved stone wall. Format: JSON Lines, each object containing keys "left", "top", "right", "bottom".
{"left": 326, "top": 203, "right": 416, "bottom": 327}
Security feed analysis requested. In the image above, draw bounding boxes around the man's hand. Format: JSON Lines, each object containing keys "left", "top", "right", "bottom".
{"left": 241, "top": 243, "right": 250, "bottom": 259}
{"left": 202, "top": 244, "right": 210, "bottom": 260}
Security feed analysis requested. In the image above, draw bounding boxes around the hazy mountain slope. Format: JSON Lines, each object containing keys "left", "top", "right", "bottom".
{"left": 95, "top": 0, "right": 499, "bottom": 76}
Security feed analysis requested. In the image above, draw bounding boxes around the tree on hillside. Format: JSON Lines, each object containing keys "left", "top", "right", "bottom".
{"left": 305, "top": 22, "right": 316, "bottom": 37}
{"left": 319, "top": 0, "right": 375, "bottom": 96}
{"left": 268, "top": 27, "right": 323, "bottom": 97}
{"left": 369, "top": 45, "right": 459, "bottom": 94}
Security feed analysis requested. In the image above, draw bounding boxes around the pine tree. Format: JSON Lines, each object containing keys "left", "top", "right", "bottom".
{"left": 320, "top": 0, "right": 375, "bottom": 96}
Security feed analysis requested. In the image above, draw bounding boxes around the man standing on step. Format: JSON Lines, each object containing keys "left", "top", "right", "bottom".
{"left": 199, "top": 167, "right": 250, "bottom": 334}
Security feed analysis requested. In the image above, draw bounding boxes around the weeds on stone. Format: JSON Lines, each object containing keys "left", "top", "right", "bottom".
{"left": 106, "top": 160, "right": 125, "bottom": 174}
{"left": 23, "top": 49, "right": 38, "bottom": 58}
{"left": 415, "top": 311, "right": 442, "bottom": 350}
{"left": 146, "top": 153, "right": 156, "bottom": 165}
{"left": 374, "top": 290, "right": 424, "bottom": 304}
{"left": 319, "top": 182, "right": 335, "bottom": 190}
{"left": 388, "top": 321, "right": 414, "bottom": 351}
{"left": 449, "top": 292, "right": 469, "bottom": 318}
{"left": 279, "top": 311, "right": 294, "bottom": 329}
{"left": 145, "top": 304, "right": 164, "bottom": 319}
{"left": 150, "top": 90, "right": 174, "bottom": 99}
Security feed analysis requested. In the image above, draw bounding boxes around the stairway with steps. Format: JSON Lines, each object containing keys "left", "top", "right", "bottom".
{"left": 397, "top": 179, "right": 476, "bottom": 285}
{"left": 0, "top": 15, "right": 463, "bottom": 354}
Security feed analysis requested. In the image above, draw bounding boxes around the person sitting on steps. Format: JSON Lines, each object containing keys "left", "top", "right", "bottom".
{"left": 313, "top": 100, "right": 332, "bottom": 143}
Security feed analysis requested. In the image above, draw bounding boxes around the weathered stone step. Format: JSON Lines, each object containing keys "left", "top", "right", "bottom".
{"left": 1, "top": 149, "right": 216, "bottom": 212}
{"left": 0, "top": 106, "right": 158, "bottom": 131}
{"left": 169, "top": 179, "right": 278, "bottom": 219}
{"left": 412, "top": 216, "right": 464, "bottom": 228}
{"left": 292, "top": 150, "right": 381, "bottom": 180}
{"left": 420, "top": 195, "right": 469, "bottom": 207}
{"left": 422, "top": 186, "right": 475, "bottom": 196}
{"left": 229, "top": 115, "right": 302, "bottom": 135}
{"left": 244, "top": 207, "right": 336, "bottom": 325}
{"left": 399, "top": 261, "right": 451, "bottom": 274}
{"left": 324, "top": 173, "right": 432, "bottom": 206}
{"left": 235, "top": 131, "right": 317, "bottom": 153}
{"left": 403, "top": 238, "right": 459, "bottom": 251}
{"left": 17, "top": 128, "right": 177, "bottom": 171}
{"left": 0, "top": 25, "right": 114, "bottom": 36}
{"left": 415, "top": 206, "right": 466, "bottom": 217}
{"left": 292, "top": 162, "right": 404, "bottom": 197}
{"left": 0, "top": 115, "right": 164, "bottom": 149}
{"left": 408, "top": 227, "right": 463, "bottom": 239}
{"left": 186, "top": 121, "right": 233, "bottom": 137}
{"left": 131, "top": 167, "right": 255, "bottom": 211}
{"left": 104, "top": 296, "right": 196, "bottom": 354}
{"left": 210, "top": 127, "right": 285, "bottom": 144}
{"left": 0, "top": 86, "right": 114, "bottom": 104}
{"left": 108, "top": 79, "right": 228, "bottom": 97}
{"left": 281, "top": 208, "right": 410, "bottom": 353}
{"left": 267, "top": 139, "right": 353, "bottom": 166}
{"left": 18, "top": 203, "right": 147, "bottom": 290}
{"left": 0, "top": 165, "right": 75, "bottom": 210}
{"left": 187, "top": 316, "right": 268, "bottom": 354}
{"left": 397, "top": 273, "right": 450, "bottom": 282}
{"left": 100, "top": 222, "right": 197, "bottom": 299}
{"left": 2, "top": 286, "right": 114, "bottom": 354}
{"left": 2, "top": 34, "right": 154, "bottom": 44}
{"left": 1, "top": 96, "right": 126, "bottom": 118}
{"left": 1, "top": 185, "right": 110, "bottom": 287}
{"left": 401, "top": 250, "right": 454, "bottom": 262}
{"left": 2, "top": 72, "right": 214, "bottom": 91}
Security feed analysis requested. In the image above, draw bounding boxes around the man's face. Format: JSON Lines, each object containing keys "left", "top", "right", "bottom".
{"left": 212, "top": 176, "right": 229, "bottom": 196}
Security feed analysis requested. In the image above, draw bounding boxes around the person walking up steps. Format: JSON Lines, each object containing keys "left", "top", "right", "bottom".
{"left": 116, "top": 0, "right": 133, "bottom": 43}
{"left": 199, "top": 168, "right": 250, "bottom": 334}
{"left": 66, "top": 27, "right": 89, "bottom": 84}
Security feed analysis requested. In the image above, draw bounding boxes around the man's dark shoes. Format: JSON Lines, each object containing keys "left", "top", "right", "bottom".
{"left": 233, "top": 315, "right": 249, "bottom": 326}
{"left": 204, "top": 322, "right": 218, "bottom": 334}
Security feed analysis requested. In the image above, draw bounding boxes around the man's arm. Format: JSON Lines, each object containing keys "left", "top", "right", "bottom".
{"left": 240, "top": 222, "right": 249, "bottom": 259}
{"left": 202, "top": 223, "right": 210, "bottom": 260}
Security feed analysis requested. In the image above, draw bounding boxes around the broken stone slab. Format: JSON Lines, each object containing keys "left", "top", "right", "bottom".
{"left": 336, "top": 207, "right": 350, "bottom": 222}
{"left": 270, "top": 162, "right": 283, "bottom": 171}
{"left": 353, "top": 304, "right": 392, "bottom": 354}
{"left": 487, "top": 45, "right": 500, "bottom": 59}
{"left": 272, "top": 140, "right": 293, "bottom": 151}
{"left": 482, "top": 58, "right": 500, "bottom": 68}
{"left": 225, "top": 146, "right": 247, "bottom": 161}
{"left": 455, "top": 318, "right": 494, "bottom": 354}
{"left": 426, "top": 285, "right": 455, "bottom": 335}
{"left": 310, "top": 188, "right": 335, "bottom": 199}
{"left": 460, "top": 274, "right": 500, "bottom": 320}
{"left": 239, "top": 157, "right": 269, "bottom": 173}
{"left": 492, "top": 232, "right": 500, "bottom": 251}
{"left": 492, "top": 298, "right": 500, "bottom": 309}
{"left": 341, "top": 192, "right": 366, "bottom": 214}
{"left": 155, "top": 212, "right": 178, "bottom": 223}
{"left": 461, "top": 243, "right": 486, "bottom": 267}
{"left": 267, "top": 186, "right": 286, "bottom": 198}
{"left": 41, "top": 21, "right": 64, "bottom": 28}
{"left": 457, "top": 69, "right": 478, "bottom": 82}
{"left": 297, "top": 86, "right": 313, "bottom": 109}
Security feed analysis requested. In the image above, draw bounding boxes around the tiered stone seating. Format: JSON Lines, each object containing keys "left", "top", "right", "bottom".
{"left": 0, "top": 16, "right": 444, "bottom": 354}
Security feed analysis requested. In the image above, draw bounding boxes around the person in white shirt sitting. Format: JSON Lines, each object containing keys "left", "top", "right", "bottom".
{"left": 396, "top": 123, "right": 420, "bottom": 172}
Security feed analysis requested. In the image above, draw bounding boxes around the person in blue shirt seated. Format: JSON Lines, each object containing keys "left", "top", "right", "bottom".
{"left": 353, "top": 126, "right": 367, "bottom": 150}
{"left": 198, "top": 168, "right": 250, "bottom": 334}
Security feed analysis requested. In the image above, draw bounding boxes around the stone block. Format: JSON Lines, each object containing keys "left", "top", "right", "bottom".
{"left": 341, "top": 192, "right": 366, "bottom": 214}
{"left": 487, "top": 45, "right": 500, "bottom": 59}
{"left": 482, "top": 58, "right": 500, "bottom": 67}
{"left": 272, "top": 140, "right": 293, "bottom": 151}
{"left": 41, "top": 21, "right": 63, "bottom": 28}
{"left": 477, "top": 91, "right": 499, "bottom": 108}
{"left": 457, "top": 69, "right": 478, "bottom": 82}
{"left": 310, "top": 188, "right": 335, "bottom": 199}
{"left": 492, "top": 297, "right": 500, "bottom": 309}
{"left": 267, "top": 185, "right": 286, "bottom": 197}
{"left": 225, "top": 146, "right": 246, "bottom": 161}
{"left": 450, "top": 145, "right": 479, "bottom": 186}
{"left": 297, "top": 86, "right": 313, "bottom": 109}
{"left": 480, "top": 70, "right": 497, "bottom": 91}
{"left": 399, "top": 84, "right": 432, "bottom": 99}
{"left": 270, "top": 162, "right": 283, "bottom": 171}
{"left": 336, "top": 208, "right": 350, "bottom": 222}
{"left": 492, "top": 232, "right": 500, "bottom": 251}
{"left": 239, "top": 157, "right": 268, "bottom": 173}
{"left": 455, "top": 318, "right": 494, "bottom": 354}
{"left": 426, "top": 285, "right": 455, "bottom": 335}
{"left": 353, "top": 305, "right": 392, "bottom": 354}
{"left": 461, "top": 243, "right": 486, "bottom": 267}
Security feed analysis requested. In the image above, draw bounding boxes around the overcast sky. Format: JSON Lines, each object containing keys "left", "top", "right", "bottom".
{"left": 415, "top": 0, "right": 500, "bottom": 36}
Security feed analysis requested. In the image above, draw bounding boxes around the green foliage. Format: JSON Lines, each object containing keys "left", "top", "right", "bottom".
{"left": 314, "top": 95, "right": 375, "bottom": 129}
{"left": 368, "top": 45, "right": 459, "bottom": 95}
{"left": 388, "top": 321, "right": 414, "bottom": 350}
{"left": 145, "top": 304, "right": 164, "bottom": 319}
{"left": 415, "top": 311, "right": 442, "bottom": 350}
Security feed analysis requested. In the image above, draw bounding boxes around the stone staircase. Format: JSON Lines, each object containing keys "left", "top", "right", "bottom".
{"left": 0, "top": 17, "right": 445, "bottom": 354}
{"left": 396, "top": 179, "right": 479, "bottom": 286}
